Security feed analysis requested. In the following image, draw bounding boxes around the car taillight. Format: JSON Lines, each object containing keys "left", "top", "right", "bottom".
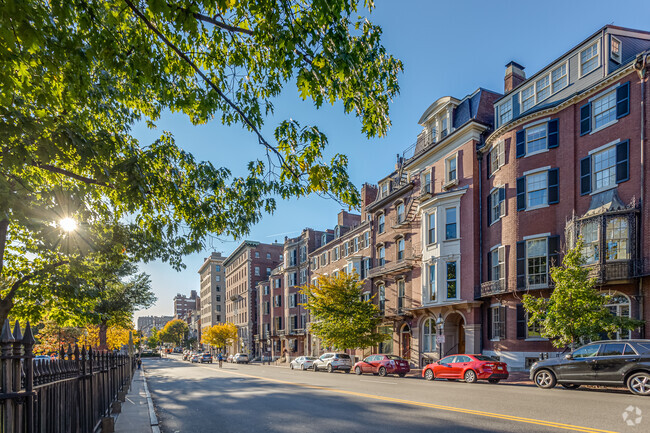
{"left": 333, "top": 358, "right": 339, "bottom": 361}
{"left": 485, "top": 363, "right": 495, "bottom": 368}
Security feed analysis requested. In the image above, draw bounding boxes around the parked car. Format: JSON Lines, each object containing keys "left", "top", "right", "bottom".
{"left": 182, "top": 350, "right": 191, "bottom": 361}
{"left": 200, "top": 353, "right": 213, "bottom": 364}
{"left": 190, "top": 353, "right": 201, "bottom": 363}
{"left": 173, "top": 347, "right": 183, "bottom": 353}
{"left": 34, "top": 355, "right": 51, "bottom": 361}
{"left": 233, "top": 353, "right": 249, "bottom": 364}
{"left": 313, "top": 353, "right": 352, "bottom": 373}
{"left": 290, "top": 356, "right": 317, "bottom": 370}
{"left": 422, "top": 354, "right": 509, "bottom": 383}
{"left": 227, "top": 354, "right": 234, "bottom": 363}
{"left": 353, "top": 354, "right": 410, "bottom": 377}
{"left": 530, "top": 340, "right": 650, "bottom": 396}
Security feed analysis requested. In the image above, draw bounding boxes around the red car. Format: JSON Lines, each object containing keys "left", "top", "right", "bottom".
{"left": 422, "top": 354, "right": 508, "bottom": 383}
{"left": 353, "top": 354, "right": 411, "bottom": 377}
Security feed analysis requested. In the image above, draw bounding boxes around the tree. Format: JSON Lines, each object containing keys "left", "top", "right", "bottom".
{"left": 159, "top": 319, "right": 189, "bottom": 348}
{"left": 79, "top": 324, "right": 135, "bottom": 351}
{"left": 0, "top": 0, "right": 402, "bottom": 324}
{"left": 202, "top": 322, "right": 238, "bottom": 351}
{"left": 300, "top": 273, "right": 387, "bottom": 351}
{"left": 146, "top": 327, "right": 160, "bottom": 349}
{"left": 33, "top": 319, "right": 83, "bottom": 354}
{"left": 523, "top": 240, "right": 642, "bottom": 350}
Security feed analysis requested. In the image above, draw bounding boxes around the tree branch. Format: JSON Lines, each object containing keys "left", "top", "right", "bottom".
{"left": 0, "top": 219, "right": 8, "bottom": 273}
{"left": 31, "top": 163, "right": 114, "bottom": 188}
{"left": 191, "top": 12, "right": 254, "bottom": 36}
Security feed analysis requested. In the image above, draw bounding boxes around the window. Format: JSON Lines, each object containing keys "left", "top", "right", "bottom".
{"left": 344, "top": 242, "right": 349, "bottom": 257}
{"left": 266, "top": 253, "right": 271, "bottom": 259}
{"left": 289, "top": 294, "right": 296, "bottom": 308}
{"left": 363, "top": 232, "right": 370, "bottom": 248}
{"left": 605, "top": 294, "right": 631, "bottom": 339}
{"left": 215, "top": 275, "right": 221, "bottom": 282}
{"left": 592, "top": 91, "right": 617, "bottom": 131}
{"left": 521, "top": 85, "right": 535, "bottom": 112}
{"left": 527, "top": 239, "right": 547, "bottom": 286}
{"left": 397, "top": 238, "right": 405, "bottom": 261}
{"left": 422, "top": 318, "right": 436, "bottom": 352}
{"left": 606, "top": 217, "right": 629, "bottom": 260}
{"left": 397, "top": 203, "right": 405, "bottom": 223}
{"left": 581, "top": 220, "right": 600, "bottom": 264}
{"left": 580, "top": 41, "right": 599, "bottom": 76}
{"left": 263, "top": 302, "right": 270, "bottom": 315}
{"left": 378, "top": 246, "right": 385, "bottom": 266}
{"left": 266, "top": 267, "right": 271, "bottom": 276}
{"left": 490, "top": 306, "right": 505, "bottom": 339}
{"left": 263, "top": 286, "right": 269, "bottom": 295}
{"left": 362, "top": 292, "right": 371, "bottom": 302}
{"left": 526, "top": 172, "right": 548, "bottom": 208}
{"left": 516, "top": 120, "right": 558, "bottom": 158}
{"left": 446, "top": 261, "right": 457, "bottom": 299}
{"left": 320, "top": 252, "right": 327, "bottom": 266}
{"left": 300, "top": 268, "right": 307, "bottom": 284}
{"left": 422, "top": 171, "right": 431, "bottom": 194}
{"left": 254, "top": 266, "right": 260, "bottom": 276}
{"left": 427, "top": 212, "right": 436, "bottom": 244}
{"left": 499, "top": 99, "right": 512, "bottom": 125}
{"left": 378, "top": 284, "right": 385, "bottom": 314}
{"left": 445, "top": 207, "right": 457, "bottom": 240}
{"left": 489, "top": 141, "right": 505, "bottom": 175}
{"left": 526, "top": 124, "right": 547, "bottom": 154}
{"left": 526, "top": 312, "right": 542, "bottom": 339}
{"left": 445, "top": 155, "right": 457, "bottom": 183}
{"left": 490, "top": 246, "right": 505, "bottom": 282}
{"left": 300, "top": 245, "right": 307, "bottom": 263}
{"left": 215, "top": 265, "right": 221, "bottom": 272}
{"left": 273, "top": 295, "right": 282, "bottom": 307}
{"left": 274, "top": 278, "right": 281, "bottom": 289}
{"left": 536, "top": 75, "right": 550, "bottom": 103}
{"left": 378, "top": 214, "right": 385, "bottom": 234}
{"left": 289, "top": 249, "right": 297, "bottom": 266}
{"left": 397, "top": 280, "right": 405, "bottom": 313}
{"left": 610, "top": 36, "right": 622, "bottom": 63}
{"left": 489, "top": 187, "right": 506, "bottom": 224}
{"left": 593, "top": 146, "right": 616, "bottom": 191}
{"left": 441, "top": 115, "right": 448, "bottom": 137}
{"left": 572, "top": 344, "right": 600, "bottom": 359}
{"left": 289, "top": 272, "right": 297, "bottom": 286}
{"left": 353, "top": 237, "right": 359, "bottom": 252}
{"left": 428, "top": 263, "right": 436, "bottom": 302}
{"left": 216, "top": 295, "right": 221, "bottom": 302}
{"left": 381, "top": 183, "right": 389, "bottom": 198}
{"left": 333, "top": 246, "right": 339, "bottom": 261}
{"left": 255, "top": 252, "right": 260, "bottom": 258}
{"left": 551, "top": 63, "right": 568, "bottom": 93}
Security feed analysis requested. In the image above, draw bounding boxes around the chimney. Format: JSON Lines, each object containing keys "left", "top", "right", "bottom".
{"left": 504, "top": 61, "right": 526, "bottom": 93}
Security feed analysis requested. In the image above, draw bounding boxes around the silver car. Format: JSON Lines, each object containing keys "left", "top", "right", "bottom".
{"left": 290, "top": 356, "right": 317, "bottom": 370}
{"left": 233, "top": 353, "right": 249, "bottom": 364}
{"left": 313, "top": 353, "right": 352, "bottom": 373}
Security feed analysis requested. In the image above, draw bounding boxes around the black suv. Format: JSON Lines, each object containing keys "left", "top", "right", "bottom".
{"left": 530, "top": 340, "right": 650, "bottom": 396}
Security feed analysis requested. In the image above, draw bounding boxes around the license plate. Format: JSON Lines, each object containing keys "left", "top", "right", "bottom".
{"left": 497, "top": 367, "right": 503, "bottom": 370}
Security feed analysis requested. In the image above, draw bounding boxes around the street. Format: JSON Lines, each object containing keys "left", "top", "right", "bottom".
{"left": 143, "top": 356, "right": 645, "bottom": 433}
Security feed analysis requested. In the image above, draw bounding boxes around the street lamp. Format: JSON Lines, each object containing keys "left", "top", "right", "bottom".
{"left": 436, "top": 315, "right": 444, "bottom": 361}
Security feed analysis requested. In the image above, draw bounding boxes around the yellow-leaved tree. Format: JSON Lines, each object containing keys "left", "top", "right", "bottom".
{"left": 79, "top": 325, "right": 134, "bottom": 350}
{"left": 202, "top": 323, "right": 238, "bottom": 351}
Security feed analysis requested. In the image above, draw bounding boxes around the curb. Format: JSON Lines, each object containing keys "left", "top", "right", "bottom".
{"left": 142, "top": 368, "right": 161, "bottom": 433}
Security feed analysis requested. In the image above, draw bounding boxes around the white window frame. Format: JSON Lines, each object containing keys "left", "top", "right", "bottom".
{"left": 445, "top": 154, "right": 458, "bottom": 184}
{"left": 489, "top": 141, "right": 505, "bottom": 176}
{"left": 499, "top": 98, "right": 512, "bottom": 125}
{"left": 396, "top": 202, "right": 405, "bottom": 223}
{"left": 445, "top": 260, "right": 458, "bottom": 300}
{"left": 525, "top": 123, "right": 548, "bottom": 155}
{"left": 526, "top": 170, "right": 548, "bottom": 210}
{"left": 421, "top": 171, "right": 431, "bottom": 194}
{"left": 378, "top": 245, "right": 385, "bottom": 267}
{"left": 526, "top": 237, "right": 548, "bottom": 288}
{"left": 592, "top": 145, "right": 617, "bottom": 193}
{"left": 580, "top": 40, "right": 600, "bottom": 77}
{"left": 521, "top": 85, "right": 535, "bottom": 112}
{"left": 489, "top": 187, "right": 505, "bottom": 224}
{"left": 427, "top": 263, "right": 436, "bottom": 303}
{"left": 397, "top": 237, "right": 405, "bottom": 261}
{"left": 378, "top": 213, "right": 385, "bottom": 234}
{"left": 551, "top": 62, "right": 568, "bottom": 93}
{"left": 422, "top": 318, "right": 436, "bottom": 352}
{"left": 591, "top": 90, "right": 617, "bottom": 131}
{"left": 445, "top": 207, "right": 458, "bottom": 240}
{"left": 610, "top": 36, "right": 622, "bottom": 64}
{"left": 535, "top": 74, "right": 551, "bottom": 104}
{"left": 427, "top": 211, "right": 436, "bottom": 245}
{"left": 490, "top": 245, "right": 505, "bottom": 283}
{"left": 363, "top": 231, "right": 370, "bottom": 249}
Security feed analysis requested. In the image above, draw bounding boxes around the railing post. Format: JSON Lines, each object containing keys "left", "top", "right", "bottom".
{"left": 23, "top": 321, "right": 35, "bottom": 433}
{"left": 12, "top": 321, "right": 24, "bottom": 432}
{"left": 1, "top": 319, "right": 16, "bottom": 433}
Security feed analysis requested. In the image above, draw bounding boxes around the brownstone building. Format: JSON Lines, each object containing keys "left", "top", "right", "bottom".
{"left": 480, "top": 26, "right": 650, "bottom": 369}
{"left": 224, "top": 240, "right": 283, "bottom": 355}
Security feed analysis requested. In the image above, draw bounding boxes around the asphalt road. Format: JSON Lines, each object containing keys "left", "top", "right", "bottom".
{"left": 143, "top": 355, "right": 646, "bottom": 433}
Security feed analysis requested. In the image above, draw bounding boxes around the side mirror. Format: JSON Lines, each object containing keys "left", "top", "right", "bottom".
{"left": 565, "top": 354, "right": 573, "bottom": 360}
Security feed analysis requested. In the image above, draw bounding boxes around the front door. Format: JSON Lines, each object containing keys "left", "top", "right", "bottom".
{"left": 458, "top": 323, "right": 466, "bottom": 354}
{"left": 436, "top": 356, "right": 457, "bottom": 378}
{"left": 555, "top": 344, "right": 600, "bottom": 382}
{"left": 592, "top": 343, "right": 640, "bottom": 383}
{"left": 402, "top": 333, "right": 411, "bottom": 360}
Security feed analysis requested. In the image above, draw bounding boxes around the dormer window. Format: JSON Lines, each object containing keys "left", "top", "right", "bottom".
{"left": 551, "top": 63, "right": 568, "bottom": 92}
{"left": 580, "top": 41, "right": 600, "bottom": 77}
{"left": 333, "top": 226, "right": 339, "bottom": 239}
{"left": 441, "top": 116, "right": 448, "bottom": 138}
{"left": 380, "top": 183, "right": 389, "bottom": 198}
{"left": 610, "top": 36, "right": 622, "bottom": 63}
{"left": 499, "top": 99, "right": 512, "bottom": 126}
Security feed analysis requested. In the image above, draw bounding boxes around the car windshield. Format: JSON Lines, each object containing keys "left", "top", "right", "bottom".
{"left": 386, "top": 355, "right": 403, "bottom": 360}
{"left": 305, "top": 357, "right": 316, "bottom": 360}
{"left": 337, "top": 354, "right": 350, "bottom": 359}
{"left": 473, "top": 355, "right": 498, "bottom": 361}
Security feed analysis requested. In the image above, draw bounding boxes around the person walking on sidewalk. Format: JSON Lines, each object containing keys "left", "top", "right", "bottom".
{"left": 137, "top": 357, "right": 142, "bottom": 370}
{"left": 218, "top": 352, "right": 223, "bottom": 368}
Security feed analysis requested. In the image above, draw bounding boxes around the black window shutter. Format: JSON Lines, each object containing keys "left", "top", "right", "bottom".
{"left": 580, "top": 103, "right": 591, "bottom": 136}
{"left": 486, "top": 151, "right": 492, "bottom": 178}
{"left": 548, "top": 235, "right": 560, "bottom": 268}
{"left": 516, "top": 130, "right": 526, "bottom": 158}
{"left": 487, "top": 193, "right": 492, "bottom": 225}
{"left": 487, "top": 250, "right": 492, "bottom": 281}
{"left": 616, "top": 81, "right": 630, "bottom": 118}
{"left": 499, "top": 306, "right": 507, "bottom": 339}
{"left": 548, "top": 168, "right": 559, "bottom": 204}
{"left": 516, "top": 177, "right": 526, "bottom": 211}
{"left": 580, "top": 156, "right": 592, "bottom": 195}
{"left": 516, "top": 304, "right": 527, "bottom": 340}
{"left": 499, "top": 187, "right": 506, "bottom": 217}
{"left": 516, "top": 241, "right": 526, "bottom": 289}
{"left": 487, "top": 307, "right": 493, "bottom": 340}
{"left": 547, "top": 119, "right": 559, "bottom": 148}
{"left": 616, "top": 140, "right": 629, "bottom": 183}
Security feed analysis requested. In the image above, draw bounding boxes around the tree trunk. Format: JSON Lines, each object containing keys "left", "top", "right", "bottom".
{"left": 0, "top": 297, "right": 12, "bottom": 326}
{"left": 98, "top": 322, "right": 108, "bottom": 350}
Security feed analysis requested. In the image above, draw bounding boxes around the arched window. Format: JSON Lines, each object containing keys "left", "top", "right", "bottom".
{"left": 422, "top": 318, "right": 436, "bottom": 353}
{"left": 604, "top": 293, "right": 631, "bottom": 339}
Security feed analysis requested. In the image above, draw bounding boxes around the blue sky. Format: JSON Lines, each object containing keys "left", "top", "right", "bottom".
{"left": 134, "top": 0, "right": 650, "bottom": 319}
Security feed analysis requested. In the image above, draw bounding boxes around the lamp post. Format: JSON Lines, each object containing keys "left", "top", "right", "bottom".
{"left": 436, "top": 315, "right": 444, "bottom": 360}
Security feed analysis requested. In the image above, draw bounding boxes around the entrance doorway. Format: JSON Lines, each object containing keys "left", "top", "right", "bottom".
{"left": 444, "top": 313, "right": 466, "bottom": 355}
{"left": 400, "top": 324, "right": 411, "bottom": 360}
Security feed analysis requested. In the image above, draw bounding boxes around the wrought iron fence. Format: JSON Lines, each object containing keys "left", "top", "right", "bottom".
{"left": 0, "top": 320, "right": 135, "bottom": 433}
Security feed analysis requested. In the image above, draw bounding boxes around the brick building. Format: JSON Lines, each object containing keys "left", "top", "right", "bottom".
{"left": 173, "top": 290, "right": 199, "bottom": 318}
{"left": 224, "top": 240, "right": 283, "bottom": 355}
{"left": 479, "top": 25, "right": 650, "bottom": 369}
{"left": 137, "top": 315, "right": 173, "bottom": 337}
{"left": 198, "top": 252, "right": 226, "bottom": 335}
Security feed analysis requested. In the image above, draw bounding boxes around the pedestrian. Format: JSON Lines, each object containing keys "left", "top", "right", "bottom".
{"left": 217, "top": 352, "right": 223, "bottom": 368}
{"left": 137, "top": 357, "right": 142, "bottom": 370}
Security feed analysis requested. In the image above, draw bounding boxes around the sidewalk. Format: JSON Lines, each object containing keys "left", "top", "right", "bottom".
{"left": 115, "top": 367, "right": 159, "bottom": 433}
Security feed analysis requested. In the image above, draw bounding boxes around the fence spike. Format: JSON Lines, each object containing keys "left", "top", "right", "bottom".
{"left": 67, "top": 343, "right": 72, "bottom": 359}
{"left": 74, "top": 344, "right": 80, "bottom": 360}
{"left": 12, "top": 320, "right": 22, "bottom": 341}
{"left": 22, "top": 320, "right": 35, "bottom": 345}
{"left": 59, "top": 345, "right": 65, "bottom": 360}
{"left": 1, "top": 318, "right": 15, "bottom": 342}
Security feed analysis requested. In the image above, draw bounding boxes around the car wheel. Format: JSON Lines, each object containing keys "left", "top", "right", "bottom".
{"left": 378, "top": 367, "right": 387, "bottom": 377}
{"left": 560, "top": 383, "right": 580, "bottom": 389}
{"left": 290, "top": 364, "right": 294, "bottom": 370}
{"left": 424, "top": 369, "right": 435, "bottom": 381}
{"left": 355, "top": 366, "right": 362, "bottom": 375}
{"left": 327, "top": 364, "right": 333, "bottom": 373}
{"left": 488, "top": 379, "right": 500, "bottom": 384}
{"left": 301, "top": 364, "right": 305, "bottom": 371}
{"left": 399, "top": 373, "right": 406, "bottom": 378}
{"left": 534, "top": 369, "right": 557, "bottom": 389}
{"left": 464, "top": 370, "right": 477, "bottom": 384}
{"left": 627, "top": 372, "right": 650, "bottom": 396}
